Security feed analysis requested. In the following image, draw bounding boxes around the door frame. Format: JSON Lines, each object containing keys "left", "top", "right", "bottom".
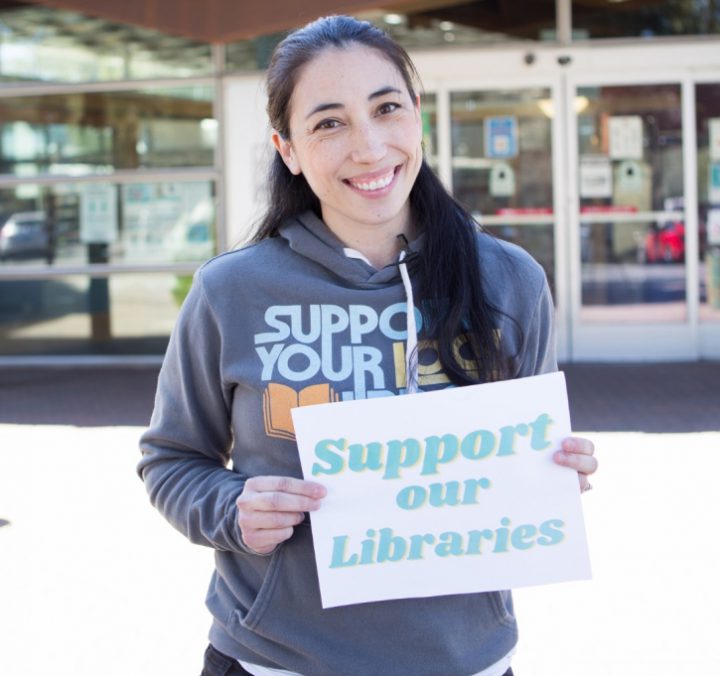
{"left": 695, "top": 71, "right": 720, "bottom": 360}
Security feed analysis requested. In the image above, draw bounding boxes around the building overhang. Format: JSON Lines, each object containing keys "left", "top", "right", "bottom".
{"left": 13, "top": 0, "right": 461, "bottom": 42}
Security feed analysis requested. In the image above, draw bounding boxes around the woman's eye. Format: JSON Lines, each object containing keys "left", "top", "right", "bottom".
{"left": 378, "top": 102, "right": 401, "bottom": 115}
{"left": 314, "top": 119, "right": 340, "bottom": 131}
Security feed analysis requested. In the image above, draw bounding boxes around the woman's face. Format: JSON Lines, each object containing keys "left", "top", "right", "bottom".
{"left": 273, "top": 45, "right": 423, "bottom": 241}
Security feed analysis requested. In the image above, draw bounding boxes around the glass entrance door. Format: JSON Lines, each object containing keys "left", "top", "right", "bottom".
{"left": 576, "top": 83, "right": 686, "bottom": 322}
{"left": 416, "top": 42, "right": 717, "bottom": 361}
{"left": 443, "top": 83, "right": 569, "bottom": 357}
{"left": 449, "top": 87, "right": 557, "bottom": 290}
{"left": 568, "top": 71, "right": 700, "bottom": 360}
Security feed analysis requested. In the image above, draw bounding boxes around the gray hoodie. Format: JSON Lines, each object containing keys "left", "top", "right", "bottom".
{"left": 138, "top": 211, "right": 557, "bottom": 675}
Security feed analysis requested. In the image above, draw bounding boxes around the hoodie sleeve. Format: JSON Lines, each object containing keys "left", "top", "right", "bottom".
{"left": 514, "top": 275, "right": 558, "bottom": 378}
{"left": 137, "top": 268, "right": 247, "bottom": 553}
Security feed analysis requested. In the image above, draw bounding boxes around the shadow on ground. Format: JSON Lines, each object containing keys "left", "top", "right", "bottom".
{"left": 1, "top": 362, "right": 718, "bottom": 432}
{"left": 562, "top": 362, "right": 720, "bottom": 433}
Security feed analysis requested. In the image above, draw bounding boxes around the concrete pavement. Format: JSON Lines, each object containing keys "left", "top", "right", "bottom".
{"left": 2, "top": 361, "right": 719, "bottom": 431}
{"left": 1, "top": 363, "right": 719, "bottom": 675}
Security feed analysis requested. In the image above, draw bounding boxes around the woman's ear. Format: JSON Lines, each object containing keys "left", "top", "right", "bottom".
{"left": 271, "top": 131, "right": 301, "bottom": 175}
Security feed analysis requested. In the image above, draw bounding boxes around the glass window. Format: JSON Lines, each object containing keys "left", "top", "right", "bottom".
{"left": 451, "top": 89, "right": 554, "bottom": 215}
{"left": 0, "top": 87, "right": 216, "bottom": 177}
{"left": 573, "top": 0, "right": 720, "bottom": 40}
{"left": 0, "top": 180, "right": 216, "bottom": 268}
{"left": 0, "top": 272, "right": 186, "bottom": 356}
{"left": 226, "top": 32, "right": 289, "bottom": 72}
{"left": 696, "top": 82, "right": 720, "bottom": 322}
{"left": 361, "top": 2, "right": 557, "bottom": 48}
{"left": 0, "top": 6, "right": 212, "bottom": 82}
{"left": 225, "top": 2, "right": 558, "bottom": 71}
{"left": 576, "top": 83, "right": 685, "bottom": 322}
{"left": 450, "top": 88, "right": 556, "bottom": 294}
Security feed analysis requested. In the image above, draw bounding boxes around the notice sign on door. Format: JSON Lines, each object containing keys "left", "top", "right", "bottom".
{"left": 580, "top": 155, "right": 612, "bottom": 198}
{"left": 609, "top": 115, "right": 643, "bottom": 160}
{"left": 292, "top": 372, "right": 591, "bottom": 608}
{"left": 485, "top": 116, "right": 518, "bottom": 159}
{"left": 80, "top": 184, "right": 118, "bottom": 244}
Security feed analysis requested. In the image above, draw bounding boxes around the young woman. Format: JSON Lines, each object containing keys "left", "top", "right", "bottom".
{"left": 138, "top": 15, "right": 597, "bottom": 676}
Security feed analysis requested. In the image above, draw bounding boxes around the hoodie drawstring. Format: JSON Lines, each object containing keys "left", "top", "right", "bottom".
{"left": 398, "top": 249, "right": 419, "bottom": 394}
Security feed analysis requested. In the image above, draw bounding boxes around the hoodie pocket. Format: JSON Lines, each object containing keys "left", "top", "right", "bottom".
{"left": 237, "top": 543, "right": 287, "bottom": 631}
{"left": 488, "top": 589, "right": 516, "bottom": 628}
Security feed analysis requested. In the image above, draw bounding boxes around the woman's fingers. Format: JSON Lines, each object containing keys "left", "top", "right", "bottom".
{"left": 236, "top": 476, "right": 327, "bottom": 554}
{"left": 245, "top": 475, "right": 327, "bottom": 500}
{"left": 553, "top": 436, "right": 598, "bottom": 493}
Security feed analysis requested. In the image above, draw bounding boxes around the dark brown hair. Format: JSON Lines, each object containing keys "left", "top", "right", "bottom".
{"left": 254, "top": 15, "right": 512, "bottom": 383}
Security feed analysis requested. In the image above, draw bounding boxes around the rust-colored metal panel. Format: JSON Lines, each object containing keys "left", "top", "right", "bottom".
{"left": 15, "top": 0, "right": 421, "bottom": 42}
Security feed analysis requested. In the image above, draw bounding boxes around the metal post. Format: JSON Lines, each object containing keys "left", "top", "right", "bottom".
{"left": 556, "top": 0, "right": 572, "bottom": 45}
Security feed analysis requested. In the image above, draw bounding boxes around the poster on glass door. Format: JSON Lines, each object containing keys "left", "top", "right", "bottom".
{"left": 580, "top": 155, "right": 612, "bottom": 198}
{"left": 609, "top": 116, "right": 643, "bottom": 160}
{"left": 485, "top": 116, "right": 518, "bottom": 159}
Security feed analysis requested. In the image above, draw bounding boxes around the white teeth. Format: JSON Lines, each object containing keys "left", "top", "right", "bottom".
{"left": 350, "top": 172, "right": 394, "bottom": 191}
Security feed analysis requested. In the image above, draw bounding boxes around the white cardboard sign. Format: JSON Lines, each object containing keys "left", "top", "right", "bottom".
{"left": 292, "top": 372, "right": 592, "bottom": 608}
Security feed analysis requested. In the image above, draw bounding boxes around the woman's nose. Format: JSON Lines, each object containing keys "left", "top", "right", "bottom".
{"left": 350, "top": 122, "right": 387, "bottom": 164}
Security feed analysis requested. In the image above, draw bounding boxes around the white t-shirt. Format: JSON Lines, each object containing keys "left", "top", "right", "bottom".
{"left": 240, "top": 649, "right": 515, "bottom": 676}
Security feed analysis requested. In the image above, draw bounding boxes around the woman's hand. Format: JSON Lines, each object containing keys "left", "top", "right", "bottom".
{"left": 553, "top": 437, "right": 597, "bottom": 493}
{"left": 236, "top": 476, "right": 327, "bottom": 554}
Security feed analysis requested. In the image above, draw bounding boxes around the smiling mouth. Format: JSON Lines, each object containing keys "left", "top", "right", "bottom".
{"left": 346, "top": 168, "right": 397, "bottom": 192}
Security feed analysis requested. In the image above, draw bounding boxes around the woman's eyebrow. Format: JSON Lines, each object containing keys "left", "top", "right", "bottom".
{"left": 306, "top": 102, "right": 343, "bottom": 119}
{"left": 369, "top": 86, "right": 402, "bottom": 100}
{"left": 305, "top": 87, "right": 403, "bottom": 120}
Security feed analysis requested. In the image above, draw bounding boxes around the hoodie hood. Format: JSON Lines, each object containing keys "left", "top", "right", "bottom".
{"left": 279, "top": 210, "right": 421, "bottom": 393}
{"left": 279, "top": 210, "right": 422, "bottom": 288}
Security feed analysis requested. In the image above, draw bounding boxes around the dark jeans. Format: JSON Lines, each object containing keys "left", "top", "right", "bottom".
{"left": 201, "top": 644, "right": 255, "bottom": 676}
{"left": 201, "top": 644, "right": 514, "bottom": 676}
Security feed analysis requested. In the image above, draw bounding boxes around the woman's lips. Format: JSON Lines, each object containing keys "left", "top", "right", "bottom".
{"left": 345, "top": 167, "right": 398, "bottom": 192}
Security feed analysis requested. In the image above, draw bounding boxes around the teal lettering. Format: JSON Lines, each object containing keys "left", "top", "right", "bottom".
{"left": 497, "top": 423, "right": 529, "bottom": 456}
{"left": 461, "top": 477, "right": 492, "bottom": 504}
{"left": 466, "top": 528, "right": 495, "bottom": 554}
{"left": 529, "top": 413, "right": 553, "bottom": 450}
{"left": 395, "top": 485, "right": 427, "bottom": 510}
{"left": 329, "top": 536, "right": 358, "bottom": 568}
{"left": 460, "top": 429, "right": 497, "bottom": 460}
{"left": 421, "top": 434, "right": 459, "bottom": 475}
{"left": 377, "top": 528, "right": 407, "bottom": 562}
{"left": 510, "top": 524, "right": 537, "bottom": 550}
{"left": 311, "top": 438, "right": 346, "bottom": 476}
{"left": 428, "top": 481, "right": 461, "bottom": 507}
{"left": 348, "top": 441, "right": 383, "bottom": 473}
{"left": 434, "top": 531, "right": 465, "bottom": 557}
{"left": 383, "top": 438, "right": 421, "bottom": 479}
{"left": 407, "top": 533, "right": 435, "bottom": 560}
{"left": 493, "top": 517, "right": 512, "bottom": 553}
{"left": 360, "top": 529, "right": 376, "bottom": 564}
{"left": 537, "top": 519, "right": 565, "bottom": 546}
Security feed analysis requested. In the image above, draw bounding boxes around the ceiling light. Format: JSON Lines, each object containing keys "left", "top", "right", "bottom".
{"left": 384, "top": 14, "right": 404, "bottom": 25}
